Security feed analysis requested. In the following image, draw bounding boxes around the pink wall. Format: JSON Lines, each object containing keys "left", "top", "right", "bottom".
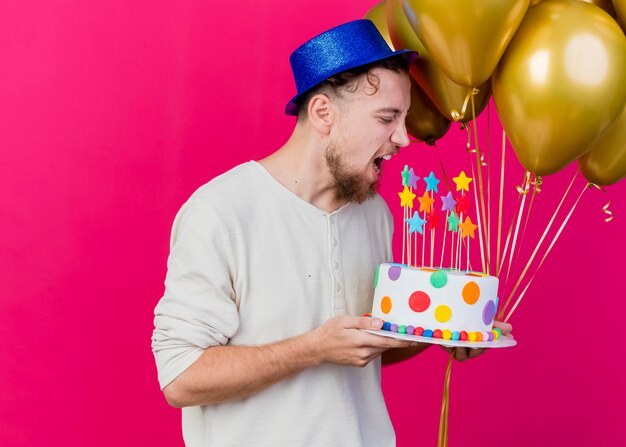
{"left": 1, "top": 1, "right": 624, "bottom": 445}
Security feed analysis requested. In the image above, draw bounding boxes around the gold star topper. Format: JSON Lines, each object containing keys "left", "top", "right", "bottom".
{"left": 453, "top": 171, "right": 473, "bottom": 192}
{"left": 398, "top": 186, "right": 416, "bottom": 208}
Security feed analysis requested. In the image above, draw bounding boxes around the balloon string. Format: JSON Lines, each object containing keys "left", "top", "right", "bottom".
{"left": 471, "top": 93, "right": 490, "bottom": 273}
{"left": 504, "top": 182, "right": 588, "bottom": 322}
{"left": 496, "top": 130, "right": 506, "bottom": 276}
{"left": 451, "top": 88, "right": 473, "bottom": 122}
{"left": 498, "top": 169, "right": 579, "bottom": 320}
{"left": 588, "top": 183, "right": 614, "bottom": 222}
{"left": 602, "top": 200, "right": 614, "bottom": 222}
{"left": 470, "top": 152, "right": 486, "bottom": 272}
{"left": 486, "top": 102, "right": 492, "bottom": 276}
{"left": 501, "top": 171, "right": 531, "bottom": 291}
{"left": 437, "top": 351, "right": 454, "bottom": 447}
{"left": 504, "top": 176, "right": 540, "bottom": 303}
{"left": 434, "top": 142, "right": 453, "bottom": 193}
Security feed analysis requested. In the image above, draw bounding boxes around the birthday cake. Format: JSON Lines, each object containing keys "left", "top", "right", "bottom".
{"left": 371, "top": 263, "right": 501, "bottom": 342}
{"left": 368, "top": 166, "right": 505, "bottom": 343}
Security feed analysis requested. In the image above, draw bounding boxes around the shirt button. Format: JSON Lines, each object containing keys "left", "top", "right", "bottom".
{"left": 336, "top": 283, "right": 342, "bottom": 292}
{"left": 334, "top": 261, "right": 339, "bottom": 270}
{"left": 333, "top": 239, "right": 337, "bottom": 246}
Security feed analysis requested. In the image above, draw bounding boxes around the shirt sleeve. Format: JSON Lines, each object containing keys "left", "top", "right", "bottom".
{"left": 152, "top": 195, "right": 239, "bottom": 390}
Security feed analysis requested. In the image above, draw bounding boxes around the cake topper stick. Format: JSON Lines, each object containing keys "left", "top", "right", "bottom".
{"left": 428, "top": 191, "right": 435, "bottom": 268}
{"left": 402, "top": 205, "right": 406, "bottom": 265}
{"left": 450, "top": 226, "right": 455, "bottom": 268}
{"left": 413, "top": 226, "right": 419, "bottom": 266}
{"left": 440, "top": 212, "right": 447, "bottom": 268}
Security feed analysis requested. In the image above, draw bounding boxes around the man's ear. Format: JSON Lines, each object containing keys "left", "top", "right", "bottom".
{"left": 307, "top": 94, "right": 336, "bottom": 135}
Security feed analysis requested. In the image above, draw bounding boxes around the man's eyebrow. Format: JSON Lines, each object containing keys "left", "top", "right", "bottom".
{"left": 374, "top": 107, "right": 402, "bottom": 115}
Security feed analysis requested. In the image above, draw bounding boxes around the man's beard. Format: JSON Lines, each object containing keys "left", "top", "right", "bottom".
{"left": 325, "top": 145, "right": 379, "bottom": 204}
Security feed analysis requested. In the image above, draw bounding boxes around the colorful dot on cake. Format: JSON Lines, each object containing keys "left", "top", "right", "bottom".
{"left": 487, "top": 332, "right": 494, "bottom": 341}
{"left": 423, "top": 329, "right": 433, "bottom": 338}
{"left": 415, "top": 327, "right": 424, "bottom": 336}
{"left": 382, "top": 322, "right": 391, "bottom": 331}
{"left": 390, "top": 324, "right": 398, "bottom": 332}
{"left": 388, "top": 265, "right": 402, "bottom": 281}
{"left": 476, "top": 332, "right": 483, "bottom": 342}
{"left": 434, "top": 305, "right": 452, "bottom": 323}
{"left": 468, "top": 332, "right": 477, "bottom": 342}
{"left": 460, "top": 331, "right": 468, "bottom": 341}
{"left": 398, "top": 325, "right": 407, "bottom": 334}
{"left": 380, "top": 296, "right": 392, "bottom": 314}
{"left": 406, "top": 325, "right": 415, "bottom": 335}
{"left": 429, "top": 270, "right": 448, "bottom": 288}
{"left": 442, "top": 329, "right": 452, "bottom": 340}
{"left": 451, "top": 331, "right": 460, "bottom": 341}
{"left": 493, "top": 328, "right": 501, "bottom": 340}
{"left": 409, "top": 291, "right": 431, "bottom": 313}
{"left": 462, "top": 281, "right": 480, "bottom": 305}
{"left": 433, "top": 329, "right": 442, "bottom": 339}
{"left": 482, "top": 300, "right": 496, "bottom": 325}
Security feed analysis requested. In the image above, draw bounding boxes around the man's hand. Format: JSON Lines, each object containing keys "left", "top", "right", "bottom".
{"left": 439, "top": 320, "right": 513, "bottom": 362}
{"left": 310, "top": 315, "right": 416, "bottom": 367}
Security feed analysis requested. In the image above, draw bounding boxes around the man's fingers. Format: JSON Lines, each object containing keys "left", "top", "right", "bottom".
{"left": 454, "top": 348, "right": 467, "bottom": 362}
{"left": 468, "top": 348, "right": 484, "bottom": 359}
{"left": 493, "top": 320, "right": 513, "bottom": 335}
{"left": 343, "top": 315, "right": 384, "bottom": 330}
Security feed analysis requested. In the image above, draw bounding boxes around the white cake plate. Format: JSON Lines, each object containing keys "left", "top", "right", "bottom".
{"left": 362, "top": 329, "right": 517, "bottom": 349}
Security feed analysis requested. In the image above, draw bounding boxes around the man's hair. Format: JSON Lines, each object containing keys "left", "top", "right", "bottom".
{"left": 295, "top": 55, "right": 409, "bottom": 120}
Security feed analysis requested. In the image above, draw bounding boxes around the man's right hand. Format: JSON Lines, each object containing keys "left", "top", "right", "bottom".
{"left": 309, "top": 315, "right": 416, "bottom": 367}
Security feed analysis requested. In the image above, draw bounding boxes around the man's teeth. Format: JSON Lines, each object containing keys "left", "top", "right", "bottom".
{"left": 382, "top": 155, "right": 392, "bottom": 161}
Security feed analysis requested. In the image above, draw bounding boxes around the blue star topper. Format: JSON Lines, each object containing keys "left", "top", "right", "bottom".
{"left": 423, "top": 171, "right": 440, "bottom": 193}
{"left": 406, "top": 211, "right": 427, "bottom": 235}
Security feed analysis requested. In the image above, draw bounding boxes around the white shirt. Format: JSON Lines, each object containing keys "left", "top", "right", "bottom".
{"left": 152, "top": 161, "right": 395, "bottom": 447}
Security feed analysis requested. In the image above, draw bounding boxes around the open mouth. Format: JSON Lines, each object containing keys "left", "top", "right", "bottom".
{"left": 373, "top": 154, "right": 393, "bottom": 176}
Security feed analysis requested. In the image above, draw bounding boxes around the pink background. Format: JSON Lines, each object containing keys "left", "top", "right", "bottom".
{"left": 1, "top": 1, "right": 625, "bottom": 445}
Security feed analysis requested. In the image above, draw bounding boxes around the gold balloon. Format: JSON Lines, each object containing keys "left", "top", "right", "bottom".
{"left": 386, "top": 0, "right": 491, "bottom": 121}
{"left": 614, "top": 0, "right": 626, "bottom": 28}
{"left": 387, "top": 0, "right": 426, "bottom": 55}
{"left": 493, "top": 0, "right": 626, "bottom": 176}
{"left": 532, "top": 0, "right": 616, "bottom": 16}
{"left": 406, "top": 79, "right": 451, "bottom": 144}
{"left": 409, "top": 62, "right": 491, "bottom": 123}
{"left": 366, "top": 1, "right": 451, "bottom": 142}
{"left": 579, "top": 105, "right": 626, "bottom": 185}
{"left": 403, "top": 0, "right": 530, "bottom": 87}
{"left": 364, "top": 1, "right": 394, "bottom": 47}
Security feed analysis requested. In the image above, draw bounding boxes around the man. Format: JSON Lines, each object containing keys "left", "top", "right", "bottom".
{"left": 152, "top": 19, "right": 511, "bottom": 446}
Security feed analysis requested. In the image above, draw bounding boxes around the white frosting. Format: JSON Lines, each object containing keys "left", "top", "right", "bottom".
{"left": 371, "top": 263, "right": 499, "bottom": 333}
